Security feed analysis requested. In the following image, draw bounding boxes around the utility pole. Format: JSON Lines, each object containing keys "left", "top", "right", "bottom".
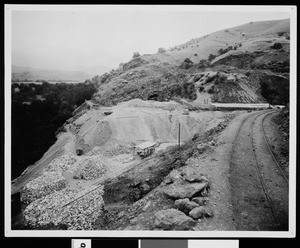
{"left": 178, "top": 122, "right": 181, "bottom": 148}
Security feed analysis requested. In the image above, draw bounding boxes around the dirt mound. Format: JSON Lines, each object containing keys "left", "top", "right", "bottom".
{"left": 73, "top": 99, "right": 223, "bottom": 152}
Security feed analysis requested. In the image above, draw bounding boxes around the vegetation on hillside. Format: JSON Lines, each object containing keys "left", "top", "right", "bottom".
{"left": 260, "top": 75, "right": 289, "bottom": 105}
{"left": 11, "top": 82, "right": 97, "bottom": 180}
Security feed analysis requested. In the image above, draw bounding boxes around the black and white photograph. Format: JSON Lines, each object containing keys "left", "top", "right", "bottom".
{"left": 4, "top": 5, "right": 296, "bottom": 237}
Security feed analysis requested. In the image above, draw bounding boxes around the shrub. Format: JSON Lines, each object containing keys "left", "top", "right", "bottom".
{"left": 207, "top": 85, "right": 215, "bottom": 94}
{"left": 271, "top": 43, "right": 283, "bottom": 49}
{"left": 183, "top": 58, "right": 193, "bottom": 64}
{"left": 194, "top": 53, "right": 198, "bottom": 56}
{"left": 133, "top": 52, "right": 140, "bottom": 58}
{"left": 199, "top": 86, "right": 205, "bottom": 92}
{"left": 208, "top": 54, "right": 216, "bottom": 61}
{"left": 158, "top": 47, "right": 166, "bottom": 53}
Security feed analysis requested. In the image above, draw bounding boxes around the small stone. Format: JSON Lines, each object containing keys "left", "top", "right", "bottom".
{"left": 142, "top": 201, "right": 152, "bottom": 211}
{"left": 189, "top": 206, "right": 214, "bottom": 219}
{"left": 118, "top": 211, "right": 125, "bottom": 218}
{"left": 140, "top": 183, "right": 151, "bottom": 194}
{"left": 174, "top": 198, "right": 199, "bottom": 214}
{"left": 191, "top": 197, "right": 209, "bottom": 206}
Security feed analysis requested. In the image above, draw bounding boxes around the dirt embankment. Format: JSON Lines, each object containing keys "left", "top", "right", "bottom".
{"left": 13, "top": 99, "right": 230, "bottom": 230}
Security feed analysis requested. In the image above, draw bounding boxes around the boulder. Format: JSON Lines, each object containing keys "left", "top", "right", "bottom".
{"left": 196, "top": 144, "right": 209, "bottom": 154}
{"left": 140, "top": 183, "right": 151, "bottom": 194}
{"left": 154, "top": 209, "right": 196, "bottom": 230}
{"left": 181, "top": 169, "right": 209, "bottom": 183}
{"left": 191, "top": 197, "right": 209, "bottom": 206}
{"left": 163, "top": 182, "right": 208, "bottom": 199}
{"left": 163, "top": 170, "right": 184, "bottom": 184}
{"left": 189, "top": 206, "right": 214, "bottom": 219}
{"left": 174, "top": 198, "right": 199, "bottom": 214}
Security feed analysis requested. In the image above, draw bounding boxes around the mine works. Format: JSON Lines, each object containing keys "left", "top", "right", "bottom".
{"left": 11, "top": 17, "right": 290, "bottom": 232}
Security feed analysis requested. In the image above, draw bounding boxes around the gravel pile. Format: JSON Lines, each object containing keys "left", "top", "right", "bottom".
{"left": 74, "top": 157, "right": 106, "bottom": 180}
{"left": 45, "top": 154, "right": 77, "bottom": 173}
{"left": 23, "top": 185, "right": 104, "bottom": 230}
{"left": 113, "top": 154, "right": 134, "bottom": 163}
{"left": 20, "top": 171, "right": 66, "bottom": 204}
{"left": 103, "top": 144, "right": 132, "bottom": 157}
{"left": 86, "top": 146, "right": 102, "bottom": 156}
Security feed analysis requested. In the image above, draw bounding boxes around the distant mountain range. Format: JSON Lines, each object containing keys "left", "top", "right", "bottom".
{"left": 12, "top": 65, "right": 112, "bottom": 83}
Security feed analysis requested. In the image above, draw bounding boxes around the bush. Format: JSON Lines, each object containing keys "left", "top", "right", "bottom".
{"left": 194, "top": 53, "right": 198, "bottom": 56}
{"left": 199, "top": 86, "right": 205, "bottom": 92}
{"left": 208, "top": 54, "right": 216, "bottom": 61}
{"left": 133, "top": 52, "right": 140, "bottom": 58}
{"left": 207, "top": 85, "right": 215, "bottom": 94}
{"left": 184, "top": 58, "right": 193, "bottom": 63}
{"left": 158, "top": 47, "right": 166, "bottom": 53}
{"left": 271, "top": 43, "right": 283, "bottom": 49}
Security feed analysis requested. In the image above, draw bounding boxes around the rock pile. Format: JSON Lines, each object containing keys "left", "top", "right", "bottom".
{"left": 156, "top": 168, "right": 213, "bottom": 229}
{"left": 113, "top": 154, "right": 134, "bottom": 163}
{"left": 103, "top": 144, "right": 132, "bottom": 157}
{"left": 45, "top": 154, "right": 77, "bottom": 173}
{"left": 23, "top": 185, "right": 104, "bottom": 230}
{"left": 20, "top": 171, "right": 66, "bottom": 204}
{"left": 73, "top": 157, "right": 106, "bottom": 180}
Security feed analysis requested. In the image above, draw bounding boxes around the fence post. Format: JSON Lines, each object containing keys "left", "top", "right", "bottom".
{"left": 178, "top": 122, "right": 181, "bottom": 147}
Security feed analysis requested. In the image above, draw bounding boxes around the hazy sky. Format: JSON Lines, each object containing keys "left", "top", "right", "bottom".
{"left": 11, "top": 6, "right": 290, "bottom": 71}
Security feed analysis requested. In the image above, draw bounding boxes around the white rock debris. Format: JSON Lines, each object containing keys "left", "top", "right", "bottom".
{"left": 23, "top": 185, "right": 104, "bottom": 230}
{"left": 20, "top": 171, "right": 66, "bottom": 204}
{"left": 45, "top": 154, "right": 77, "bottom": 173}
{"left": 73, "top": 157, "right": 106, "bottom": 180}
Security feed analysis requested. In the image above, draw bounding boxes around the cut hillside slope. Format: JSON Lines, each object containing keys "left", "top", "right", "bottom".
{"left": 89, "top": 19, "right": 289, "bottom": 107}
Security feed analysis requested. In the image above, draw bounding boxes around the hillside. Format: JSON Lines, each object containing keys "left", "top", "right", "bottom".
{"left": 12, "top": 65, "right": 111, "bottom": 83}
{"left": 89, "top": 19, "right": 289, "bottom": 107}
{"left": 11, "top": 19, "right": 290, "bottom": 231}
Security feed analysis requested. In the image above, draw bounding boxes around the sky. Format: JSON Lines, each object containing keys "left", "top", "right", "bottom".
{"left": 10, "top": 6, "right": 291, "bottom": 71}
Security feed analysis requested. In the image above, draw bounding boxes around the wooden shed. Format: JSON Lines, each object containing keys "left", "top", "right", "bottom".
{"left": 135, "top": 141, "right": 156, "bottom": 158}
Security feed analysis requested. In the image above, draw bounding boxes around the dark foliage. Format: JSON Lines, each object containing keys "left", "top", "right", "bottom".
{"left": 208, "top": 53, "right": 216, "bottom": 61}
{"left": 271, "top": 43, "right": 283, "bottom": 49}
{"left": 260, "top": 75, "right": 289, "bottom": 105}
{"left": 11, "top": 82, "right": 97, "bottom": 180}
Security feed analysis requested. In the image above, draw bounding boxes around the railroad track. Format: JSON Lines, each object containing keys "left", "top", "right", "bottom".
{"left": 261, "top": 113, "right": 289, "bottom": 184}
{"left": 230, "top": 110, "right": 288, "bottom": 231}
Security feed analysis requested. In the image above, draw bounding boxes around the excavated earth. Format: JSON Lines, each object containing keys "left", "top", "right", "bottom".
{"left": 11, "top": 19, "right": 290, "bottom": 231}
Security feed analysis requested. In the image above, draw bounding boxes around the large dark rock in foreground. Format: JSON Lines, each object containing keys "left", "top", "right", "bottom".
{"left": 154, "top": 209, "right": 196, "bottom": 230}
{"left": 163, "top": 182, "right": 208, "bottom": 199}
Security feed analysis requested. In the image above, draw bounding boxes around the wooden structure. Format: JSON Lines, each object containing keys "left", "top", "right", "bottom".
{"left": 135, "top": 141, "right": 156, "bottom": 158}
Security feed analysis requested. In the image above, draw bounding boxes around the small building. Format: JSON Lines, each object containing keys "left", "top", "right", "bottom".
{"left": 135, "top": 141, "right": 156, "bottom": 158}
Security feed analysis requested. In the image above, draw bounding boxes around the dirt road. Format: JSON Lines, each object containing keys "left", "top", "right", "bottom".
{"left": 229, "top": 110, "right": 288, "bottom": 231}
